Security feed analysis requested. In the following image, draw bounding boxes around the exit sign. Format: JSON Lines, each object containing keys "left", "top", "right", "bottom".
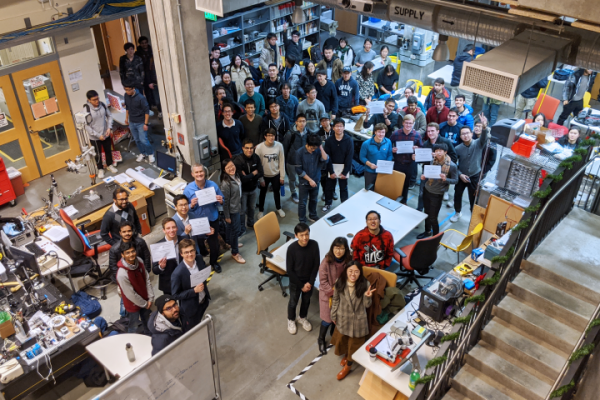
{"left": 205, "top": 12, "right": 218, "bottom": 21}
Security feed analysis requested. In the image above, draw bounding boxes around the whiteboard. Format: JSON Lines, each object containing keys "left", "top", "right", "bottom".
{"left": 94, "top": 315, "right": 221, "bottom": 400}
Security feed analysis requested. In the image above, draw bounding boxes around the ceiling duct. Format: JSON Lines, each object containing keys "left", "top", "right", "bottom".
{"left": 460, "top": 31, "right": 571, "bottom": 103}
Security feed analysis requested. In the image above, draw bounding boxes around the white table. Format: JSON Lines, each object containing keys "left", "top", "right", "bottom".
{"left": 268, "top": 189, "right": 427, "bottom": 272}
{"left": 427, "top": 64, "right": 454, "bottom": 85}
{"left": 395, "top": 93, "right": 427, "bottom": 110}
{"left": 355, "top": 57, "right": 398, "bottom": 74}
{"left": 86, "top": 333, "right": 153, "bottom": 379}
{"left": 343, "top": 118, "right": 372, "bottom": 141}
{"left": 19, "top": 237, "right": 75, "bottom": 292}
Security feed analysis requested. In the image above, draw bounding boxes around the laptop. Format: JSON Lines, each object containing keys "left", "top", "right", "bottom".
{"left": 376, "top": 197, "right": 402, "bottom": 212}
{"left": 325, "top": 213, "right": 347, "bottom": 227}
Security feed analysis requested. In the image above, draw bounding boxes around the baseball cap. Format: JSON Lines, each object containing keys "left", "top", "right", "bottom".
{"left": 342, "top": 66, "right": 352, "bottom": 73}
{"left": 320, "top": 113, "right": 330, "bottom": 121}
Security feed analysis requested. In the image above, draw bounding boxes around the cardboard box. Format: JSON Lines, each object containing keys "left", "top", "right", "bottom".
{"left": 130, "top": 196, "right": 151, "bottom": 236}
{"left": 0, "top": 319, "right": 16, "bottom": 339}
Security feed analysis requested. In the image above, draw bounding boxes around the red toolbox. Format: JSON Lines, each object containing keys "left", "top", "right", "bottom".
{"left": 0, "top": 157, "right": 16, "bottom": 207}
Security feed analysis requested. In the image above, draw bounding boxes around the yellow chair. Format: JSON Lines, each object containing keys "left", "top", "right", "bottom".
{"left": 255, "top": 211, "right": 295, "bottom": 296}
{"left": 421, "top": 85, "right": 433, "bottom": 98}
{"left": 373, "top": 171, "right": 406, "bottom": 201}
{"left": 406, "top": 79, "right": 423, "bottom": 94}
{"left": 363, "top": 267, "right": 398, "bottom": 288}
{"left": 440, "top": 223, "right": 484, "bottom": 264}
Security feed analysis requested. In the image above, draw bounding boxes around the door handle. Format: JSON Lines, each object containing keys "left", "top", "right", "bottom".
{"left": 29, "top": 127, "right": 38, "bottom": 135}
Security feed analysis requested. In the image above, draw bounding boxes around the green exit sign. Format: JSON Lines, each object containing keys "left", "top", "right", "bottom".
{"left": 205, "top": 12, "right": 218, "bottom": 21}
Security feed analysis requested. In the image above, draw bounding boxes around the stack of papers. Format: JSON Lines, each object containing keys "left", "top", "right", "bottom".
{"left": 115, "top": 173, "right": 133, "bottom": 184}
{"left": 44, "top": 226, "right": 69, "bottom": 242}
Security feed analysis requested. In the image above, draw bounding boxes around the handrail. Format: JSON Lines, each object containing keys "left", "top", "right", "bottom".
{"left": 425, "top": 154, "right": 599, "bottom": 400}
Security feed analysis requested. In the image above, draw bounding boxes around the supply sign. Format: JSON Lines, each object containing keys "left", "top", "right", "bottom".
{"left": 33, "top": 86, "right": 50, "bottom": 103}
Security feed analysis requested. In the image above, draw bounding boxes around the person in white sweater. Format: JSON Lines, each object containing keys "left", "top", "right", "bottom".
{"left": 255, "top": 128, "right": 286, "bottom": 219}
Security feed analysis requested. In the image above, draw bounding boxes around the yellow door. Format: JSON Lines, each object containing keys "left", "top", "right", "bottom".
{"left": 0, "top": 75, "right": 40, "bottom": 182}
{"left": 12, "top": 61, "right": 80, "bottom": 176}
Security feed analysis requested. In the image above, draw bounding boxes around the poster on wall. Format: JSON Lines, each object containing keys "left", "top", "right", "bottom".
{"left": 0, "top": 113, "right": 7, "bottom": 128}
{"left": 68, "top": 69, "right": 82, "bottom": 84}
{"left": 33, "top": 86, "right": 50, "bottom": 103}
{"left": 29, "top": 75, "right": 45, "bottom": 88}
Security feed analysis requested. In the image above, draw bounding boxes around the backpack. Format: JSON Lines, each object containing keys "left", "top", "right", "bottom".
{"left": 83, "top": 102, "right": 108, "bottom": 124}
{"left": 351, "top": 159, "right": 365, "bottom": 177}
{"left": 553, "top": 69, "right": 572, "bottom": 81}
{"left": 310, "top": 44, "right": 323, "bottom": 63}
{"left": 71, "top": 291, "right": 102, "bottom": 319}
{"left": 248, "top": 64, "right": 262, "bottom": 84}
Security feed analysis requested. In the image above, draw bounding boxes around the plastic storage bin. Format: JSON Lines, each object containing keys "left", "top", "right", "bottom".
{"left": 6, "top": 167, "right": 24, "bottom": 197}
{"left": 511, "top": 138, "right": 537, "bottom": 158}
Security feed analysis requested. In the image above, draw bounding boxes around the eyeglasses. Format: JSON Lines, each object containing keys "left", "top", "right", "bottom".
{"left": 116, "top": 197, "right": 129, "bottom": 202}
{"left": 181, "top": 250, "right": 196, "bottom": 256}
{"left": 163, "top": 303, "right": 178, "bottom": 312}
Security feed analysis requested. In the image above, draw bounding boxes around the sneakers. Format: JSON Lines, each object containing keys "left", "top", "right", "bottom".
{"left": 417, "top": 231, "right": 432, "bottom": 239}
{"left": 446, "top": 200, "right": 454, "bottom": 208}
{"left": 136, "top": 154, "right": 145, "bottom": 162}
{"left": 443, "top": 192, "right": 449, "bottom": 201}
{"left": 450, "top": 212, "right": 461, "bottom": 223}
{"left": 277, "top": 209, "right": 286, "bottom": 218}
{"left": 257, "top": 212, "right": 264, "bottom": 220}
{"left": 213, "top": 263, "right": 222, "bottom": 273}
{"left": 238, "top": 242, "right": 244, "bottom": 248}
{"left": 97, "top": 169, "right": 105, "bottom": 179}
{"left": 322, "top": 204, "right": 331, "bottom": 212}
{"left": 298, "top": 317, "right": 312, "bottom": 331}
{"left": 107, "top": 165, "right": 118, "bottom": 174}
{"left": 232, "top": 253, "right": 246, "bottom": 264}
{"left": 288, "top": 319, "right": 297, "bottom": 335}
{"left": 291, "top": 192, "right": 299, "bottom": 203}
{"left": 308, "top": 215, "right": 320, "bottom": 222}
{"left": 148, "top": 154, "right": 156, "bottom": 163}
{"left": 333, "top": 192, "right": 338, "bottom": 200}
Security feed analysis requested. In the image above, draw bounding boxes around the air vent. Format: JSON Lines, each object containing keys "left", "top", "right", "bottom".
{"left": 459, "top": 31, "right": 570, "bottom": 103}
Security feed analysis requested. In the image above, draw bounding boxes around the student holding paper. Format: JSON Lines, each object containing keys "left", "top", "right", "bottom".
{"left": 184, "top": 164, "right": 224, "bottom": 273}
{"left": 172, "top": 194, "right": 215, "bottom": 256}
{"left": 418, "top": 143, "right": 458, "bottom": 239}
{"left": 389, "top": 114, "right": 422, "bottom": 204}
{"left": 323, "top": 119, "right": 353, "bottom": 212}
{"left": 152, "top": 218, "right": 184, "bottom": 295}
{"left": 220, "top": 159, "right": 246, "bottom": 264}
{"left": 363, "top": 98, "right": 400, "bottom": 138}
{"left": 171, "top": 239, "right": 211, "bottom": 330}
{"left": 359, "top": 123, "right": 393, "bottom": 190}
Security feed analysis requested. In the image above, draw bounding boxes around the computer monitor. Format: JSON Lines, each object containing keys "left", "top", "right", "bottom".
{"left": 156, "top": 152, "right": 177, "bottom": 179}
{"left": 10, "top": 246, "right": 41, "bottom": 277}
{"left": 181, "top": 161, "right": 194, "bottom": 183}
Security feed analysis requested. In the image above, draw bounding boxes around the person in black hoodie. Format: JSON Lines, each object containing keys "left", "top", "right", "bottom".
{"left": 148, "top": 295, "right": 185, "bottom": 355}
{"left": 233, "top": 138, "right": 264, "bottom": 234}
{"left": 317, "top": 114, "right": 334, "bottom": 199}
{"left": 260, "top": 63, "right": 281, "bottom": 105}
{"left": 152, "top": 218, "right": 184, "bottom": 295}
{"left": 298, "top": 61, "right": 318, "bottom": 99}
{"left": 283, "top": 113, "right": 308, "bottom": 204}
{"left": 323, "top": 119, "right": 354, "bottom": 212}
{"left": 285, "top": 31, "right": 303, "bottom": 63}
{"left": 315, "top": 70, "right": 338, "bottom": 118}
{"left": 450, "top": 44, "right": 475, "bottom": 106}
{"left": 260, "top": 101, "right": 290, "bottom": 143}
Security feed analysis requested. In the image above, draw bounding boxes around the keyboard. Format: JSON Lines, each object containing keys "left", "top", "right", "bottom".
{"left": 25, "top": 243, "right": 46, "bottom": 257}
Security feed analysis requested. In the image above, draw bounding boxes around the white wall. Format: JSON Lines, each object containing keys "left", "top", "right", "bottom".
{"left": 0, "top": 0, "right": 88, "bottom": 36}
{"left": 55, "top": 27, "right": 104, "bottom": 113}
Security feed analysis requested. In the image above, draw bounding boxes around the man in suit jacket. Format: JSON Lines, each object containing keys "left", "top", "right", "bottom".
{"left": 109, "top": 221, "right": 151, "bottom": 281}
{"left": 171, "top": 239, "right": 211, "bottom": 330}
{"left": 172, "top": 194, "right": 215, "bottom": 256}
{"left": 152, "top": 218, "right": 184, "bottom": 295}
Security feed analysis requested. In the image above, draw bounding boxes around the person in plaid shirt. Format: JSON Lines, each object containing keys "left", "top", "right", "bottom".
{"left": 390, "top": 114, "right": 423, "bottom": 204}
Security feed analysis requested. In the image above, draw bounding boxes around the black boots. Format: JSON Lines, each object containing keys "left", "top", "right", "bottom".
{"left": 318, "top": 324, "right": 329, "bottom": 355}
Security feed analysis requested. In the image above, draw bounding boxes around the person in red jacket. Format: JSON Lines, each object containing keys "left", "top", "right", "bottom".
{"left": 426, "top": 93, "right": 450, "bottom": 124}
{"left": 351, "top": 211, "right": 394, "bottom": 269}
{"left": 117, "top": 241, "right": 155, "bottom": 334}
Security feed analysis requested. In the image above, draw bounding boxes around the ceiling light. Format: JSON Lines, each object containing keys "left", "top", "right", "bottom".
{"left": 292, "top": 0, "right": 305, "bottom": 25}
{"left": 433, "top": 35, "right": 450, "bottom": 62}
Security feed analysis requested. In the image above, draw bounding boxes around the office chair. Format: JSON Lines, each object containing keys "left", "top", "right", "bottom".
{"left": 394, "top": 232, "right": 444, "bottom": 289}
{"left": 421, "top": 85, "right": 433, "bottom": 98}
{"left": 371, "top": 171, "right": 405, "bottom": 201}
{"left": 406, "top": 79, "right": 423, "bottom": 95}
{"left": 440, "top": 223, "right": 483, "bottom": 264}
{"left": 255, "top": 211, "right": 295, "bottom": 297}
{"left": 531, "top": 94, "right": 560, "bottom": 120}
{"left": 60, "top": 209, "right": 112, "bottom": 299}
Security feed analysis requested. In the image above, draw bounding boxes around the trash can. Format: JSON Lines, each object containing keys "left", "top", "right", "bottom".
{"left": 6, "top": 167, "right": 24, "bottom": 197}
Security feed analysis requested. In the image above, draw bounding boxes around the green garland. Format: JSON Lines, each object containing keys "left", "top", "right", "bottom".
{"left": 511, "top": 218, "right": 531, "bottom": 232}
{"left": 549, "top": 380, "right": 575, "bottom": 398}
{"left": 464, "top": 294, "right": 486, "bottom": 307}
{"left": 533, "top": 186, "right": 552, "bottom": 199}
{"left": 491, "top": 246, "right": 515, "bottom": 264}
{"left": 586, "top": 318, "right": 600, "bottom": 334}
{"left": 545, "top": 172, "right": 563, "bottom": 182}
{"left": 569, "top": 343, "right": 595, "bottom": 364}
{"left": 440, "top": 331, "right": 460, "bottom": 343}
{"left": 524, "top": 202, "right": 541, "bottom": 213}
{"left": 480, "top": 272, "right": 500, "bottom": 286}
{"left": 452, "top": 312, "right": 474, "bottom": 325}
{"left": 574, "top": 147, "right": 588, "bottom": 157}
{"left": 425, "top": 354, "right": 448, "bottom": 369}
{"left": 414, "top": 374, "right": 435, "bottom": 386}
{"left": 579, "top": 139, "right": 597, "bottom": 147}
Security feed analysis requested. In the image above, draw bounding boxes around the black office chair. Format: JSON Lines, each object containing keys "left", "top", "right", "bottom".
{"left": 394, "top": 232, "right": 444, "bottom": 290}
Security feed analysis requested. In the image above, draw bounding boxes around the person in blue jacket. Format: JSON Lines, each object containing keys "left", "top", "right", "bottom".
{"left": 183, "top": 164, "right": 224, "bottom": 273}
{"left": 315, "top": 70, "right": 338, "bottom": 118}
{"left": 359, "top": 123, "right": 393, "bottom": 190}
{"left": 335, "top": 67, "right": 359, "bottom": 115}
{"left": 454, "top": 95, "right": 474, "bottom": 130}
{"left": 424, "top": 77, "right": 451, "bottom": 111}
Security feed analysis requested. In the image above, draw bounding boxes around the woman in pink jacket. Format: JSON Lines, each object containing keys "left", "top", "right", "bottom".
{"left": 317, "top": 237, "right": 352, "bottom": 355}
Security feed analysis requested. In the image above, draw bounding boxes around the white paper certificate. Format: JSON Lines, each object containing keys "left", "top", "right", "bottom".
{"left": 424, "top": 165, "right": 442, "bottom": 179}
{"left": 195, "top": 187, "right": 217, "bottom": 207}
{"left": 376, "top": 160, "right": 394, "bottom": 174}
{"left": 190, "top": 267, "right": 211, "bottom": 287}
{"left": 395, "top": 141, "right": 414, "bottom": 154}
{"left": 332, "top": 164, "right": 344, "bottom": 176}
{"left": 190, "top": 217, "right": 211, "bottom": 236}
{"left": 415, "top": 148, "right": 433, "bottom": 162}
{"left": 367, "top": 101, "right": 385, "bottom": 114}
{"left": 150, "top": 242, "right": 177, "bottom": 263}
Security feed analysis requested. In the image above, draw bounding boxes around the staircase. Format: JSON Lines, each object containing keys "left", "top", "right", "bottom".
{"left": 442, "top": 208, "right": 600, "bottom": 400}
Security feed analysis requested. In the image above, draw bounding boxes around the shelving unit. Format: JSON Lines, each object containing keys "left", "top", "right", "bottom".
{"left": 205, "top": 1, "right": 321, "bottom": 67}
{"left": 357, "top": 15, "right": 404, "bottom": 46}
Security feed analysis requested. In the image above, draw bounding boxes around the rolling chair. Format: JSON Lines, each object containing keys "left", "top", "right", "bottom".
{"left": 421, "top": 85, "right": 433, "bottom": 98}
{"left": 393, "top": 232, "right": 444, "bottom": 289}
{"left": 406, "top": 79, "right": 423, "bottom": 95}
{"left": 371, "top": 171, "right": 405, "bottom": 201}
{"left": 255, "top": 211, "right": 295, "bottom": 297}
{"left": 440, "top": 223, "right": 483, "bottom": 264}
{"left": 531, "top": 93, "right": 560, "bottom": 121}
{"left": 60, "top": 209, "right": 113, "bottom": 299}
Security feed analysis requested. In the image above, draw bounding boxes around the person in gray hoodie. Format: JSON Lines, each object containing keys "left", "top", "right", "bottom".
{"left": 85, "top": 90, "right": 116, "bottom": 179}
{"left": 148, "top": 295, "right": 185, "bottom": 355}
{"left": 297, "top": 85, "right": 326, "bottom": 135}
{"left": 220, "top": 159, "right": 245, "bottom": 264}
{"left": 116, "top": 241, "right": 154, "bottom": 334}
{"left": 283, "top": 113, "right": 308, "bottom": 203}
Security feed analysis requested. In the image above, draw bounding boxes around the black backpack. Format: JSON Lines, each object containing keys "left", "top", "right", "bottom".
{"left": 83, "top": 102, "right": 108, "bottom": 123}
